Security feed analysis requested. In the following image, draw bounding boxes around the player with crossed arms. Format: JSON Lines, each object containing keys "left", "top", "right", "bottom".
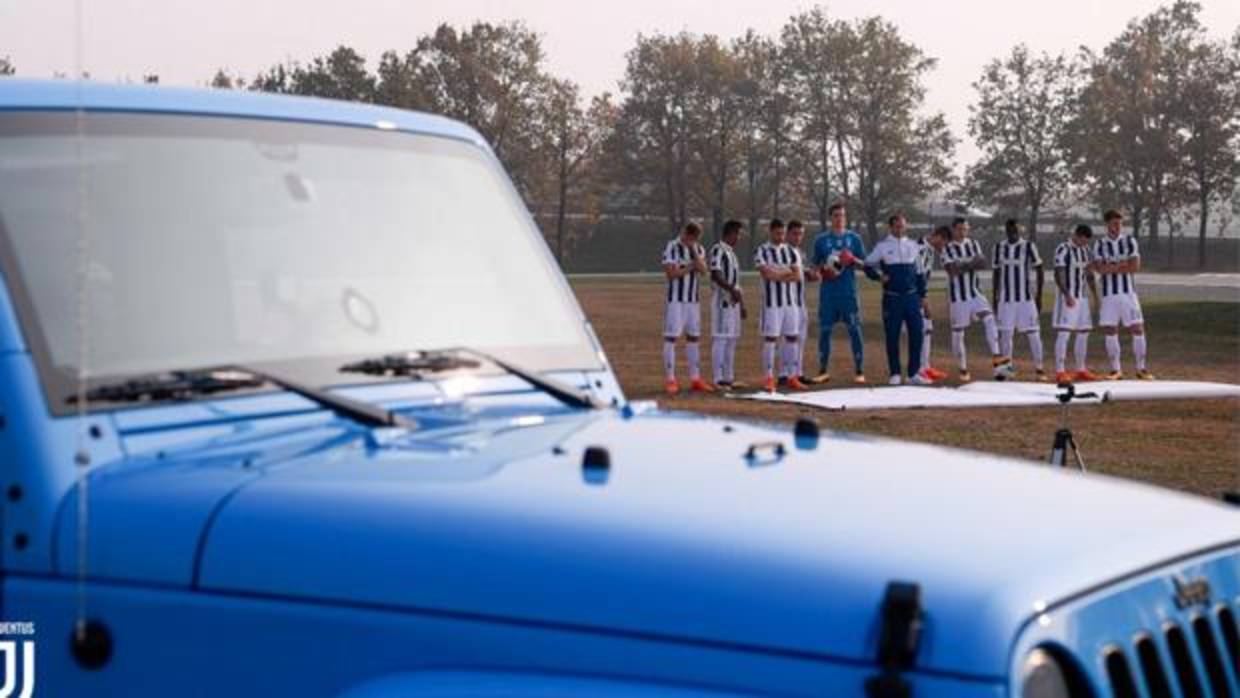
{"left": 660, "top": 222, "right": 712, "bottom": 395}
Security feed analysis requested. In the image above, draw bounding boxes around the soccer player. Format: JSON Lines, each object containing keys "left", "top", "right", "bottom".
{"left": 864, "top": 213, "right": 931, "bottom": 386}
{"left": 991, "top": 219, "right": 1047, "bottom": 381}
{"left": 810, "top": 203, "right": 867, "bottom": 384}
{"left": 940, "top": 217, "right": 1011, "bottom": 381}
{"left": 915, "top": 227, "right": 948, "bottom": 381}
{"left": 661, "top": 222, "right": 711, "bottom": 395}
{"left": 709, "top": 220, "right": 746, "bottom": 390}
{"left": 754, "top": 219, "right": 806, "bottom": 392}
{"left": 1052, "top": 224, "right": 1101, "bottom": 383}
{"left": 784, "top": 220, "right": 819, "bottom": 384}
{"left": 1092, "top": 209, "right": 1153, "bottom": 380}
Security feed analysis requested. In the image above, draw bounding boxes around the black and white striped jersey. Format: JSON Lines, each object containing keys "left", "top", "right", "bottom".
{"left": 916, "top": 236, "right": 935, "bottom": 285}
{"left": 788, "top": 245, "right": 805, "bottom": 307}
{"left": 991, "top": 238, "right": 1043, "bottom": 304}
{"left": 1053, "top": 242, "right": 1091, "bottom": 300}
{"left": 662, "top": 238, "right": 705, "bottom": 303}
{"left": 754, "top": 241, "right": 801, "bottom": 309}
{"left": 1092, "top": 234, "right": 1140, "bottom": 297}
{"left": 708, "top": 241, "right": 740, "bottom": 308}
{"left": 942, "top": 238, "right": 985, "bottom": 303}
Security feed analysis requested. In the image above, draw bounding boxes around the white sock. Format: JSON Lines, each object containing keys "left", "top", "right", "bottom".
{"left": 1055, "top": 332, "right": 1070, "bottom": 373}
{"left": 763, "top": 340, "right": 776, "bottom": 378}
{"left": 1027, "top": 331, "right": 1044, "bottom": 370}
{"left": 952, "top": 330, "right": 967, "bottom": 370}
{"left": 725, "top": 338, "right": 738, "bottom": 382}
{"left": 794, "top": 336, "right": 805, "bottom": 377}
{"left": 685, "top": 342, "right": 701, "bottom": 380}
{"left": 663, "top": 340, "right": 676, "bottom": 380}
{"left": 782, "top": 340, "right": 798, "bottom": 379}
{"left": 712, "top": 337, "right": 728, "bottom": 383}
{"left": 1074, "top": 333, "right": 1090, "bottom": 371}
{"left": 1133, "top": 334, "right": 1147, "bottom": 371}
{"left": 1000, "top": 330, "right": 1014, "bottom": 360}
{"left": 982, "top": 314, "right": 1000, "bottom": 356}
{"left": 922, "top": 318, "right": 933, "bottom": 369}
{"left": 1105, "top": 334, "right": 1121, "bottom": 372}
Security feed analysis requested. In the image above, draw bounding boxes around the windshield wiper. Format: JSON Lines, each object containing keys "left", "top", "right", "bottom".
{"left": 72, "top": 366, "right": 417, "bottom": 430}
{"left": 338, "top": 348, "right": 603, "bottom": 410}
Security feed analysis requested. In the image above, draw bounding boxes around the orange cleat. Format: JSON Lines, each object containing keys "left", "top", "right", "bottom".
{"left": 689, "top": 378, "right": 716, "bottom": 393}
{"left": 763, "top": 375, "right": 777, "bottom": 393}
{"left": 664, "top": 379, "right": 680, "bottom": 396}
{"left": 786, "top": 376, "right": 808, "bottom": 391}
{"left": 925, "top": 367, "right": 948, "bottom": 381}
{"left": 1055, "top": 371, "right": 1074, "bottom": 385}
{"left": 1074, "top": 369, "right": 1101, "bottom": 382}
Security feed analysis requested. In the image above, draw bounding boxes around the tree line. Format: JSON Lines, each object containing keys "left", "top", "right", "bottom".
{"left": 3, "top": 2, "right": 1238, "bottom": 267}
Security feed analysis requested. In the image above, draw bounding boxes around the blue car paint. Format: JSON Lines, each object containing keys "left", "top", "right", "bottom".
{"left": 0, "top": 80, "right": 1237, "bottom": 696}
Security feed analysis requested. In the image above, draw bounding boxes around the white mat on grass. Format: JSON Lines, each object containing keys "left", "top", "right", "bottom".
{"left": 734, "top": 380, "right": 1240, "bottom": 411}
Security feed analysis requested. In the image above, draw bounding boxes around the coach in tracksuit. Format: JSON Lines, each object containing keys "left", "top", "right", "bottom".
{"left": 864, "top": 213, "right": 931, "bottom": 386}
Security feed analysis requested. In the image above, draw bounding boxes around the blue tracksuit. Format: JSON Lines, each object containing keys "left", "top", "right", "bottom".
{"left": 811, "top": 230, "right": 868, "bottom": 373}
{"left": 864, "top": 234, "right": 927, "bottom": 378}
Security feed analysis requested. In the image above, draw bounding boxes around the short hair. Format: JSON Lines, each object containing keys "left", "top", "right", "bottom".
{"left": 769, "top": 218, "right": 785, "bottom": 230}
{"left": 1005, "top": 218, "right": 1019, "bottom": 234}
{"left": 683, "top": 222, "right": 702, "bottom": 237}
{"left": 932, "top": 225, "right": 952, "bottom": 240}
{"left": 787, "top": 219, "right": 804, "bottom": 231}
{"left": 887, "top": 212, "right": 906, "bottom": 226}
{"left": 1103, "top": 209, "right": 1122, "bottom": 222}
{"left": 1073, "top": 223, "right": 1093, "bottom": 238}
{"left": 722, "top": 219, "right": 743, "bottom": 236}
{"left": 951, "top": 216, "right": 967, "bottom": 228}
{"left": 828, "top": 202, "right": 846, "bottom": 216}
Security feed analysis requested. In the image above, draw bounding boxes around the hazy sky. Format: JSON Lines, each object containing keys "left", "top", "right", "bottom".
{"left": 3, "top": 0, "right": 1238, "bottom": 166}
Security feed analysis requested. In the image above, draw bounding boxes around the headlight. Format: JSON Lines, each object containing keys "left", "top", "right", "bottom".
{"left": 1021, "top": 648, "right": 1072, "bottom": 698}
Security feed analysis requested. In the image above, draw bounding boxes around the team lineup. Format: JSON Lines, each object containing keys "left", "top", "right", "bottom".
{"left": 660, "top": 204, "right": 1154, "bottom": 395}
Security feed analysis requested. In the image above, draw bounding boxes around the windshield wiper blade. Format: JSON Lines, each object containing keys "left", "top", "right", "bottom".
{"left": 72, "top": 366, "right": 417, "bottom": 430}
{"left": 340, "top": 352, "right": 481, "bottom": 378}
{"left": 338, "top": 347, "right": 602, "bottom": 410}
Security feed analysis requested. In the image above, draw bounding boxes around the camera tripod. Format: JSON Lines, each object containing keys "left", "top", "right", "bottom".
{"left": 1048, "top": 383, "right": 1097, "bottom": 473}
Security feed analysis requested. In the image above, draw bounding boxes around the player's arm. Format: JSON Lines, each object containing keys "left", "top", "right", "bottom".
{"left": 1086, "top": 269, "right": 1099, "bottom": 306}
{"left": 1034, "top": 262, "right": 1045, "bottom": 312}
{"left": 991, "top": 247, "right": 1000, "bottom": 307}
{"left": 1054, "top": 264, "right": 1072, "bottom": 306}
{"left": 861, "top": 242, "right": 884, "bottom": 281}
{"left": 663, "top": 262, "right": 688, "bottom": 279}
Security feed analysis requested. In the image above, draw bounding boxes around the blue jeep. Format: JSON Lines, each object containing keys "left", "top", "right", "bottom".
{"left": 0, "top": 79, "right": 1237, "bottom": 697}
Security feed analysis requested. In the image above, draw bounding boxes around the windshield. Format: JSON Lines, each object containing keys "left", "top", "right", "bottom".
{"left": 0, "top": 111, "right": 600, "bottom": 409}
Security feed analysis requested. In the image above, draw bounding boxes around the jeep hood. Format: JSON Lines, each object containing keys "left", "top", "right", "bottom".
{"left": 57, "top": 408, "right": 1240, "bottom": 678}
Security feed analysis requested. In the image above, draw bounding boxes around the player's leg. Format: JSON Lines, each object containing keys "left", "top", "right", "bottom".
{"left": 950, "top": 301, "right": 971, "bottom": 381}
{"left": 882, "top": 297, "right": 903, "bottom": 384}
{"left": 663, "top": 302, "right": 684, "bottom": 394}
{"left": 977, "top": 299, "right": 1011, "bottom": 379}
{"left": 1125, "top": 297, "right": 1152, "bottom": 379}
{"left": 684, "top": 303, "right": 711, "bottom": 392}
{"left": 1098, "top": 296, "right": 1122, "bottom": 378}
{"left": 1020, "top": 301, "right": 1045, "bottom": 380}
{"left": 760, "top": 306, "right": 779, "bottom": 392}
{"left": 814, "top": 304, "right": 836, "bottom": 382}
{"left": 845, "top": 303, "right": 866, "bottom": 383}
{"left": 906, "top": 296, "right": 925, "bottom": 382}
{"left": 783, "top": 309, "right": 806, "bottom": 390}
{"left": 1073, "top": 331, "right": 1094, "bottom": 377}
{"left": 997, "top": 302, "right": 1015, "bottom": 361}
{"left": 711, "top": 302, "right": 727, "bottom": 386}
{"left": 794, "top": 307, "right": 809, "bottom": 381}
{"left": 919, "top": 311, "right": 937, "bottom": 379}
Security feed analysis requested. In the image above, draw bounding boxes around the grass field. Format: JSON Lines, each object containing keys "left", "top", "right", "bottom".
{"left": 572, "top": 274, "right": 1240, "bottom": 500}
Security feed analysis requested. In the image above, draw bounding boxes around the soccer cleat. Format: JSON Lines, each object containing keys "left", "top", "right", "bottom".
{"left": 1074, "top": 369, "right": 1102, "bottom": 382}
{"left": 925, "top": 367, "right": 948, "bottom": 381}
{"left": 1055, "top": 371, "right": 1074, "bottom": 385}
{"left": 730, "top": 380, "right": 749, "bottom": 389}
{"left": 715, "top": 381, "right": 733, "bottom": 391}
{"left": 1034, "top": 369, "right": 1049, "bottom": 383}
{"left": 777, "top": 376, "right": 788, "bottom": 388}
{"left": 689, "top": 378, "right": 715, "bottom": 393}
{"left": 786, "top": 376, "right": 809, "bottom": 391}
{"left": 664, "top": 379, "right": 680, "bottom": 396}
{"left": 853, "top": 373, "right": 867, "bottom": 385}
{"left": 763, "top": 375, "right": 777, "bottom": 393}
{"left": 992, "top": 357, "right": 1014, "bottom": 381}
{"left": 1105, "top": 370, "right": 1123, "bottom": 381}
{"left": 909, "top": 373, "right": 932, "bottom": 386}
{"left": 958, "top": 369, "right": 972, "bottom": 383}
{"left": 888, "top": 374, "right": 903, "bottom": 386}
{"left": 810, "top": 372, "right": 831, "bottom": 384}
{"left": 1136, "top": 369, "right": 1156, "bottom": 381}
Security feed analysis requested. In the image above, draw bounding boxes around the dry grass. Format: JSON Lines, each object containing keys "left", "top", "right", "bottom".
{"left": 573, "top": 275, "right": 1240, "bottom": 500}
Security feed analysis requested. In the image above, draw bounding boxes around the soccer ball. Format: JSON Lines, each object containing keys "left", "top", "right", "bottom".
{"left": 825, "top": 253, "right": 843, "bottom": 273}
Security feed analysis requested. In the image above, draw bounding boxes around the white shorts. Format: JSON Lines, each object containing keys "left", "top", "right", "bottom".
{"left": 761, "top": 305, "right": 801, "bottom": 338}
{"left": 664, "top": 301, "right": 701, "bottom": 338}
{"left": 996, "top": 300, "right": 1040, "bottom": 332}
{"left": 949, "top": 296, "right": 993, "bottom": 330}
{"left": 1099, "top": 294, "right": 1143, "bottom": 328}
{"left": 1052, "top": 294, "right": 1092, "bottom": 331}
{"left": 712, "top": 302, "right": 741, "bottom": 338}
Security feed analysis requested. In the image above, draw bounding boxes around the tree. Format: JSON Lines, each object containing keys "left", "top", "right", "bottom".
{"left": 0, "top": 57, "right": 14, "bottom": 76}
{"left": 684, "top": 35, "right": 745, "bottom": 237}
{"left": 732, "top": 31, "right": 789, "bottom": 253}
{"left": 540, "top": 80, "right": 614, "bottom": 264}
{"left": 1177, "top": 35, "right": 1240, "bottom": 267}
{"left": 252, "top": 46, "right": 375, "bottom": 102}
{"left": 967, "top": 45, "right": 1078, "bottom": 241}
{"left": 209, "top": 69, "right": 245, "bottom": 89}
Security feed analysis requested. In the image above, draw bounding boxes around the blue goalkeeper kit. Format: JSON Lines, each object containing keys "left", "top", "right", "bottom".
{"left": 811, "top": 230, "right": 869, "bottom": 374}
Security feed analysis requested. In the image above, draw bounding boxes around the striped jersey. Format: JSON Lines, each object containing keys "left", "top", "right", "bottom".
{"left": 754, "top": 241, "right": 802, "bottom": 309}
{"left": 1092, "top": 234, "right": 1140, "bottom": 297}
{"left": 942, "top": 238, "right": 985, "bottom": 303}
{"left": 1053, "top": 242, "right": 1091, "bottom": 300}
{"left": 788, "top": 245, "right": 806, "bottom": 307}
{"left": 915, "top": 236, "right": 935, "bottom": 285}
{"left": 708, "top": 240, "right": 740, "bottom": 308}
{"left": 991, "top": 238, "right": 1043, "bottom": 304}
{"left": 662, "top": 238, "right": 705, "bottom": 303}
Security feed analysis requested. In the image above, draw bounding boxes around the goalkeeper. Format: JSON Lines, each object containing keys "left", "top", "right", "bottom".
{"left": 810, "top": 202, "right": 874, "bottom": 384}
